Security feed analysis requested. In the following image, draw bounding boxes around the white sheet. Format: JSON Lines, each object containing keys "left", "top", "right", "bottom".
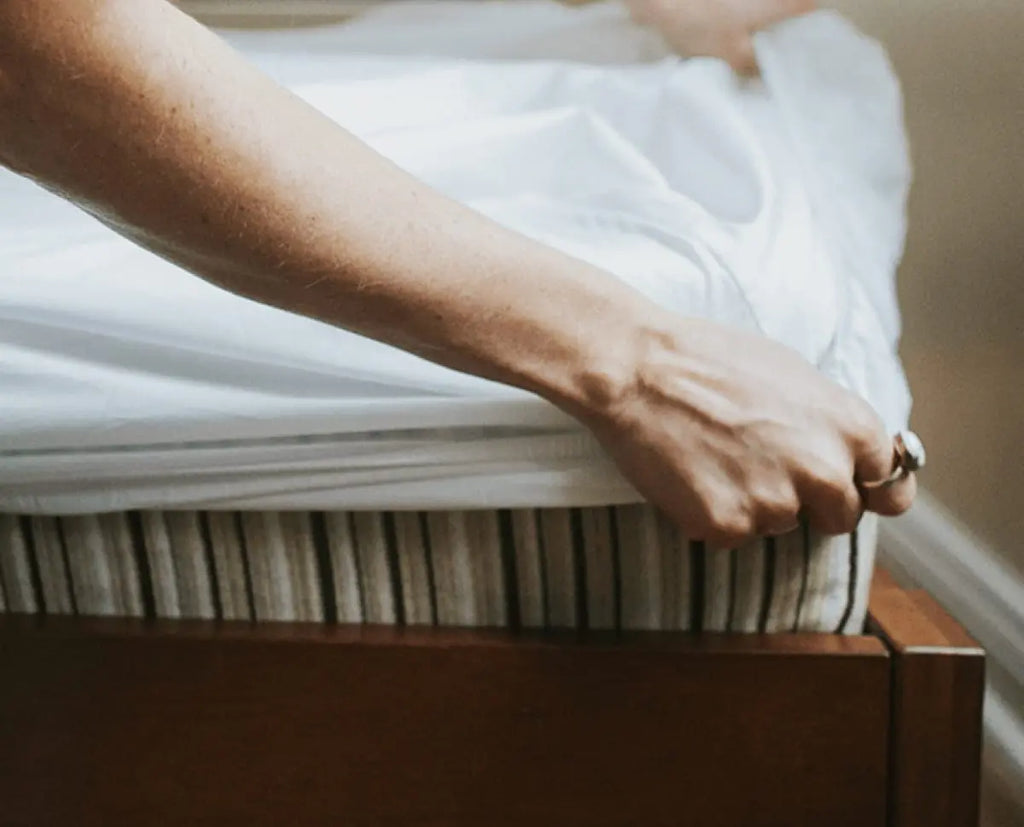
{"left": 0, "top": 2, "right": 911, "bottom": 514}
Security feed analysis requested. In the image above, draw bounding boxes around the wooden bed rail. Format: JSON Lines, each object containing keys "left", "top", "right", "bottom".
{"left": 0, "top": 569, "right": 983, "bottom": 827}
{"left": 867, "top": 570, "right": 985, "bottom": 827}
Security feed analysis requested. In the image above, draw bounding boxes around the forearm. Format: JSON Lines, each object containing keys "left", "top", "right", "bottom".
{"left": 0, "top": 0, "right": 655, "bottom": 418}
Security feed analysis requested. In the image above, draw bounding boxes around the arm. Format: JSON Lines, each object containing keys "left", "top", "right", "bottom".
{"left": 0, "top": 0, "right": 912, "bottom": 545}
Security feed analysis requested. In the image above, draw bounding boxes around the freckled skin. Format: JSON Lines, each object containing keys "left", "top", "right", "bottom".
{"left": 0, "top": 0, "right": 915, "bottom": 541}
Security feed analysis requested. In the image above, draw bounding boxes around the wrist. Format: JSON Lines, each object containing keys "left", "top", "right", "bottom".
{"left": 538, "top": 291, "right": 670, "bottom": 430}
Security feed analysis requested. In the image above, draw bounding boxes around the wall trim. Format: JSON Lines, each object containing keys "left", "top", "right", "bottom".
{"left": 983, "top": 689, "right": 1024, "bottom": 811}
{"left": 879, "top": 490, "right": 1024, "bottom": 803}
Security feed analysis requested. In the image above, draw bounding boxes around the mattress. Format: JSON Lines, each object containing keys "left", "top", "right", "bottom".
{"left": 0, "top": 2, "right": 906, "bottom": 633}
{"left": 0, "top": 507, "right": 877, "bottom": 634}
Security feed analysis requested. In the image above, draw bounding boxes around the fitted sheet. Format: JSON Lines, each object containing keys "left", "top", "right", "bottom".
{"left": 0, "top": 2, "right": 911, "bottom": 514}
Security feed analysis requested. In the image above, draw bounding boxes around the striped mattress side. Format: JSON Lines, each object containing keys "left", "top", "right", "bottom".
{"left": 0, "top": 507, "right": 874, "bottom": 634}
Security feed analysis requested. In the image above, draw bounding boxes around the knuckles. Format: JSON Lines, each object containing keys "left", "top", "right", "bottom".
{"left": 688, "top": 490, "right": 755, "bottom": 549}
{"left": 689, "top": 485, "right": 803, "bottom": 548}
{"left": 846, "top": 399, "right": 888, "bottom": 453}
{"left": 705, "top": 512, "right": 755, "bottom": 549}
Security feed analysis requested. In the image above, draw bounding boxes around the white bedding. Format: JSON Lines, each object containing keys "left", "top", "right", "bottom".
{"left": 0, "top": 2, "right": 911, "bottom": 514}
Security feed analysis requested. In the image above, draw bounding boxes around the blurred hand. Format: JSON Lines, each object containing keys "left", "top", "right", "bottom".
{"left": 625, "top": 0, "right": 816, "bottom": 74}
{"left": 581, "top": 315, "right": 915, "bottom": 548}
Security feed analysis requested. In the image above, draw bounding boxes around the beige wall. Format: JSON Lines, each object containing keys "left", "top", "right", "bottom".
{"left": 828, "top": 0, "right": 1024, "bottom": 575}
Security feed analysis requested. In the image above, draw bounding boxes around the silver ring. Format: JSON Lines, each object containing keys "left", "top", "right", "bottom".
{"left": 861, "top": 430, "right": 926, "bottom": 490}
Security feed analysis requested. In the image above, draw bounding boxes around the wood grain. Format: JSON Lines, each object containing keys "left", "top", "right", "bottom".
{"left": 1, "top": 616, "right": 889, "bottom": 827}
{"left": 868, "top": 569, "right": 985, "bottom": 827}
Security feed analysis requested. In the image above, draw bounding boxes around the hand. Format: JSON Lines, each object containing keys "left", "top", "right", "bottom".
{"left": 625, "top": 0, "right": 816, "bottom": 74}
{"left": 580, "top": 314, "right": 916, "bottom": 548}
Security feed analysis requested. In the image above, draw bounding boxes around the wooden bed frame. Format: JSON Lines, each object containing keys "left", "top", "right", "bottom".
{"left": 0, "top": 568, "right": 983, "bottom": 826}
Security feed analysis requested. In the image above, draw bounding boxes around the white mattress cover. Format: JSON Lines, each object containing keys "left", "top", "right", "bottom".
{"left": 0, "top": 2, "right": 911, "bottom": 514}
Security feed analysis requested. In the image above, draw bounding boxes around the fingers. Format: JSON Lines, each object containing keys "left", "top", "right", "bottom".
{"left": 751, "top": 485, "right": 802, "bottom": 536}
{"left": 732, "top": 0, "right": 818, "bottom": 74}
{"left": 849, "top": 405, "right": 918, "bottom": 517}
{"left": 628, "top": 0, "right": 814, "bottom": 74}
{"left": 666, "top": 480, "right": 802, "bottom": 550}
{"left": 800, "top": 467, "right": 863, "bottom": 535}
{"left": 725, "top": 36, "right": 759, "bottom": 76}
{"left": 862, "top": 470, "right": 917, "bottom": 516}
{"left": 755, "top": 0, "right": 818, "bottom": 28}
{"left": 851, "top": 412, "right": 895, "bottom": 486}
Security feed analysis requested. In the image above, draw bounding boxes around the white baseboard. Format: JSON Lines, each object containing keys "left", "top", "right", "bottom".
{"left": 879, "top": 490, "right": 1024, "bottom": 802}
{"left": 983, "top": 690, "right": 1024, "bottom": 811}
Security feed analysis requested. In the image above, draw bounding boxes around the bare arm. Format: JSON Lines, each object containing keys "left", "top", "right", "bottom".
{"left": 0, "top": 0, "right": 913, "bottom": 544}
